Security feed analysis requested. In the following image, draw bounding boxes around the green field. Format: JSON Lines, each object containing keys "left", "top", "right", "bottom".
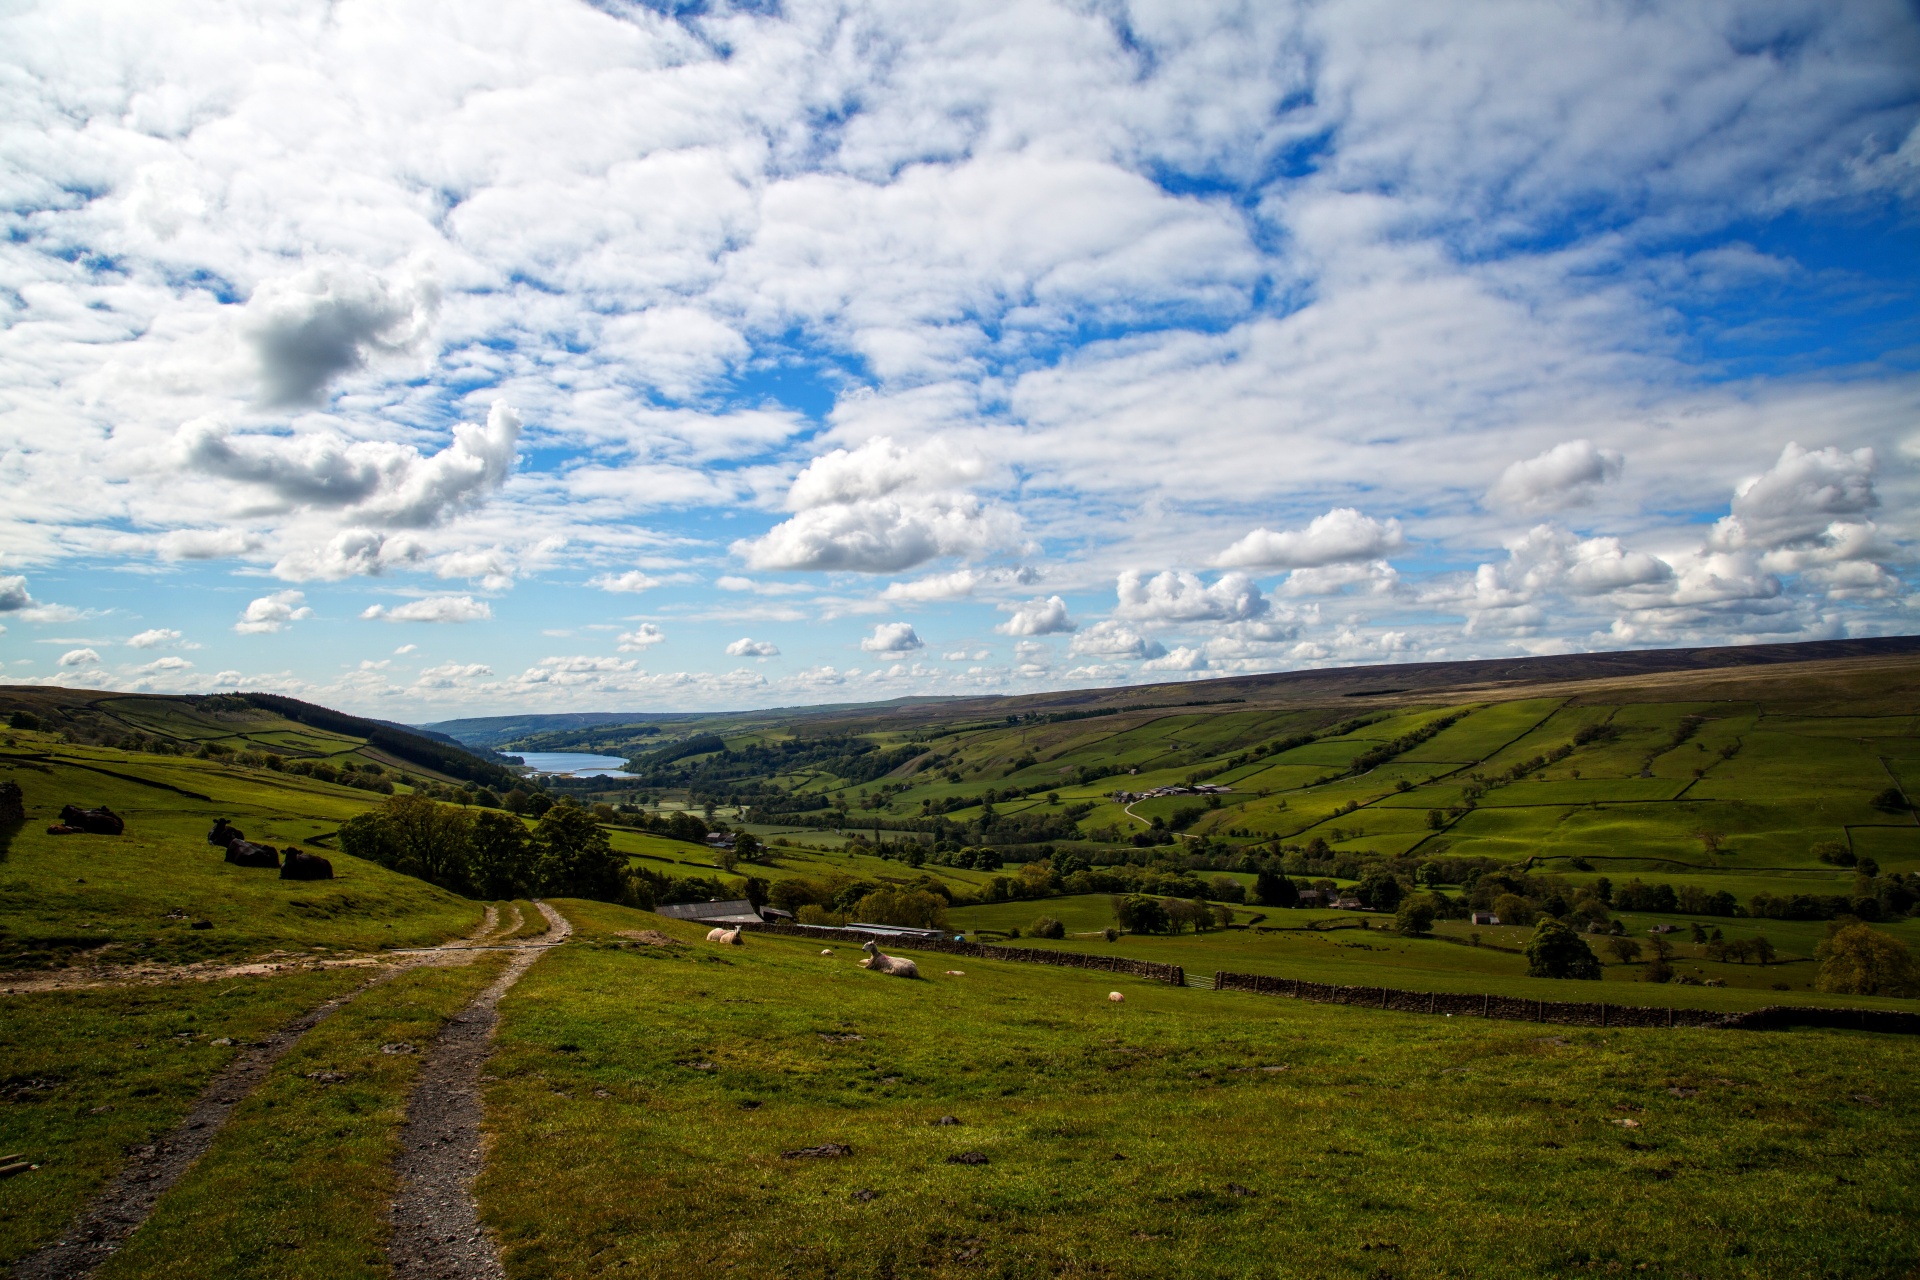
{"left": 2, "top": 655, "right": 1919, "bottom": 1276}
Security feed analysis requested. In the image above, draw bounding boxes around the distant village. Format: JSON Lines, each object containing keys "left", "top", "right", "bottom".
{"left": 1107, "top": 783, "right": 1232, "bottom": 803}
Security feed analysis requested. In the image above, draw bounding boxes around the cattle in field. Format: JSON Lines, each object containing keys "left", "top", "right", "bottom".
{"left": 208, "top": 818, "right": 244, "bottom": 847}
{"left": 280, "top": 847, "right": 334, "bottom": 880}
{"left": 57, "top": 804, "right": 124, "bottom": 835}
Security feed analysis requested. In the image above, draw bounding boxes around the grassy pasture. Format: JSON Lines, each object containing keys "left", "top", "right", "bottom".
{"left": 0, "top": 966, "right": 368, "bottom": 1269}
{"left": 474, "top": 900, "right": 1920, "bottom": 1279}
{"left": 95, "top": 954, "right": 512, "bottom": 1280}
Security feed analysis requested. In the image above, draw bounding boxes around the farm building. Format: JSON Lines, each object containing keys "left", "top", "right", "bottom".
{"left": 655, "top": 899, "right": 765, "bottom": 925}
{"left": 1469, "top": 912, "right": 1500, "bottom": 925}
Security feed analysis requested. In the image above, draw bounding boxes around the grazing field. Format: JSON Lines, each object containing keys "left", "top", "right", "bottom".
{"left": 476, "top": 900, "right": 1919, "bottom": 1279}
{"left": 2, "top": 649, "right": 1918, "bottom": 1277}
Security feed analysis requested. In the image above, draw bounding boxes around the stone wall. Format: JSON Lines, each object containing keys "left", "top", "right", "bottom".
{"left": 739, "top": 921, "right": 1185, "bottom": 985}
{"left": 1213, "top": 971, "right": 1920, "bottom": 1034}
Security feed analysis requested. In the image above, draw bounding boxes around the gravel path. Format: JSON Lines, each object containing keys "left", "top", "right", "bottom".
{"left": 387, "top": 901, "right": 571, "bottom": 1280}
{"left": 10, "top": 906, "right": 504, "bottom": 1280}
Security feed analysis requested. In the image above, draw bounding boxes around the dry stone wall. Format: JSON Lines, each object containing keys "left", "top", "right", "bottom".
{"left": 740, "top": 921, "right": 1185, "bottom": 985}
{"left": 1214, "top": 971, "right": 1920, "bottom": 1034}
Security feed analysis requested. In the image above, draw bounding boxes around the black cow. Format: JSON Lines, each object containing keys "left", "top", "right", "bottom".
{"left": 57, "top": 804, "right": 124, "bottom": 835}
{"left": 0, "top": 781, "right": 23, "bottom": 825}
{"left": 224, "top": 839, "right": 281, "bottom": 869}
{"left": 280, "top": 848, "right": 333, "bottom": 881}
{"left": 207, "top": 818, "right": 244, "bottom": 847}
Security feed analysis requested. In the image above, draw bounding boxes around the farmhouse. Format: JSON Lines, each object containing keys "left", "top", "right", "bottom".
{"left": 655, "top": 899, "right": 765, "bottom": 925}
{"left": 1469, "top": 912, "right": 1500, "bottom": 925}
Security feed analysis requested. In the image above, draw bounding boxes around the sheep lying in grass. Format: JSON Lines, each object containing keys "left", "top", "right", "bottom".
{"left": 707, "top": 925, "right": 744, "bottom": 945}
{"left": 859, "top": 939, "right": 919, "bottom": 979}
{"left": 1109, "top": 992, "right": 1125, "bottom": 1003}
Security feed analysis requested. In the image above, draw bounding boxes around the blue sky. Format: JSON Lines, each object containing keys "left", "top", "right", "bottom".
{"left": 2, "top": 0, "right": 1918, "bottom": 717}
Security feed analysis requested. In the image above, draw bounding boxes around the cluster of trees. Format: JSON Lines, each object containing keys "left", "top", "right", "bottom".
{"left": 339, "top": 795, "right": 625, "bottom": 901}
{"left": 1110, "top": 893, "right": 1234, "bottom": 934}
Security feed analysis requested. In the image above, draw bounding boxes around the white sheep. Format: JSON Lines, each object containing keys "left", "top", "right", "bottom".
{"left": 707, "top": 926, "right": 744, "bottom": 945}
{"left": 821, "top": 948, "right": 834, "bottom": 955}
{"left": 1109, "top": 992, "right": 1125, "bottom": 1003}
{"left": 859, "top": 939, "right": 920, "bottom": 979}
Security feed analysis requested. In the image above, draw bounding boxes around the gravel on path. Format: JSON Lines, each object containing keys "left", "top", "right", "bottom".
{"left": 9, "top": 905, "right": 504, "bottom": 1280}
{"left": 387, "top": 901, "right": 572, "bottom": 1280}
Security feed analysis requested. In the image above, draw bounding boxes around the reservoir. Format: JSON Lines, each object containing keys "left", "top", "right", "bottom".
{"left": 514, "top": 751, "right": 635, "bottom": 778}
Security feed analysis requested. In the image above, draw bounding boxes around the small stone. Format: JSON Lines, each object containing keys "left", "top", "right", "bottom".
{"left": 781, "top": 1143, "right": 853, "bottom": 1159}
{"left": 851, "top": 1188, "right": 878, "bottom": 1203}
{"left": 935, "top": 1115, "right": 962, "bottom": 1126}
{"left": 380, "top": 1043, "right": 416, "bottom": 1055}
{"left": 306, "top": 1071, "right": 345, "bottom": 1083}
{"left": 88, "top": 1104, "right": 113, "bottom": 1114}
{"left": 947, "top": 1151, "right": 989, "bottom": 1166}
{"left": 211, "top": 1037, "right": 233, "bottom": 1047}
{"left": 1613, "top": 1118, "right": 1641, "bottom": 1128}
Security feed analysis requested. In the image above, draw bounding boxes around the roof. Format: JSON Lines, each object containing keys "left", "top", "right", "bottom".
{"left": 844, "top": 922, "right": 950, "bottom": 939}
{"left": 655, "top": 900, "right": 762, "bottom": 923}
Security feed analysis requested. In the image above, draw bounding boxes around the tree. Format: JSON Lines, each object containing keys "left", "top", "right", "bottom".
{"left": 1750, "top": 934, "right": 1776, "bottom": 966}
{"left": 468, "top": 810, "right": 536, "bottom": 899}
{"left": 1209, "top": 875, "right": 1246, "bottom": 904}
{"left": 535, "top": 802, "right": 623, "bottom": 900}
{"left": 1028, "top": 915, "right": 1066, "bottom": 939}
{"left": 1811, "top": 839, "right": 1855, "bottom": 867}
{"left": 1112, "top": 894, "right": 1170, "bottom": 935}
{"left": 1815, "top": 924, "right": 1919, "bottom": 996}
{"left": 1643, "top": 936, "right": 1675, "bottom": 983}
{"left": 1357, "top": 870, "right": 1403, "bottom": 913}
{"left": 1491, "top": 892, "right": 1534, "bottom": 926}
{"left": 1254, "top": 870, "right": 1298, "bottom": 908}
{"left": 340, "top": 793, "right": 473, "bottom": 892}
{"left": 1523, "top": 918, "right": 1601, "bottom": 980}
{"left": 851, "top": 888, "right": 949, "bottom": 930}
{"left": 1605, "top": 936, "right": 1643, "bottom": 965}
{"left": 733, "top": 831, "right": 762, "bottom": 862}
{"left": 1395, "top": 895, "right": 1437, "bottom": 936}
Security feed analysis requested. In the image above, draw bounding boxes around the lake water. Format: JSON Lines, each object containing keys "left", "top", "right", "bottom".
{"left": 513, "top": 751, "right": 636, "bottom": 778}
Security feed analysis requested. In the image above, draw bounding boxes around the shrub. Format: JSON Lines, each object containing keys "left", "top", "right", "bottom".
{"left": 1028, "top": 915, "right": 1066, "bottom": 939}
{"left": 1491, "top": 893, "right": 1535, "bottom": 927}
{"left": 1812, "top": 839, "right": 1855, "bottom": 867}
{"left": 1523, "top": 918, "right": 1601, "bottom": 980}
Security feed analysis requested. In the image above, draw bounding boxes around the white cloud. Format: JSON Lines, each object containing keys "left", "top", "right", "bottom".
{"left": 1067, "top": 619, "right": 1167, "bottom": 660}
{"left": 178, "top": 401, "right": 520, "bottom": 530}
{"left": 1279, "top": 560, "right": 1400, "bottom": 597}
{"left": 58, "top": 648, "right": 102, "bottom": 667}
{"left": 994, "top": 595, "right": 1075, "bottom": 636}
{"left": 1115, "top": 570, "right": 1267, "bottom": 623}
{"left": 1215, "top": 509, "right": 1405, "bottom": 570}
{"left": 618, "top": 624, "right": 667, "bottom": 651}
{"left": 735, "top": 437, "right": 1018, "bottom": 574}
{"left": 0, "top": 578, "right": 37, "bottom": 613}
{"left": 860, "top": 622, "right": 925, "bottom": 654}
{"left": 157, "top": 528, "right": 263, "bottom": 560}
{"left": 725, "top": 637, "right": 780, "bottom": 657}
{"left": 360, "top": 595, "right": 492, "bottom": 624}
{"left": 127, "top": 628, "right": 184, "bottom": 649}
{"left": 1712, "top": 442, "right": 1879, "bottom": 550}
{"left": 591, "top": 571, "right": 662, "bottom": 594}
{"left": 1141, "top": 646, "right": 1207, "bottom": 672}
{"left": 394, "top": 643, "right": 418, "bottom": 655}
{"left": 132, "top": 655, "right": 193, "bottom": 675}
{"left": 235, "top": 590, "right": 314, "bottom": 635}
{"left": 881, "top": 569, "right": 983, "bottom": 602}
{"left": 246, "top": 263, "right": 439, "bottom": 406}
{"left": 1487, "top": 440, "right": 1624, "bottom": 513}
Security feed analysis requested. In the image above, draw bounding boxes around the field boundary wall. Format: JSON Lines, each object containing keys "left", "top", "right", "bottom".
{"left": 1214, "top": 970, "right": 1920, "bottom": 1034}
{"left": 739, "top": 921, "right": 1185, "bottom": 985}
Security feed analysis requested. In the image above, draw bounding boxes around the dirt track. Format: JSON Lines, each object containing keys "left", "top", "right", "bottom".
{"left": 388, "top": 901, "right": 571, "bottom": 1280}
{"left": 9, "top": 906, "right": 507, "bottom": 1280}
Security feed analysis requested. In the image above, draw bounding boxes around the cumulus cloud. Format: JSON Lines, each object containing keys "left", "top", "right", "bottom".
{"left": 860, "top": 622, "right": 925, "bottom": 654}
{"left": 619, "top": 624, "right": 666, "bottom": 651}
{"left": 881, "top": 569, "right": 983, "bottom": 601}
{"left": 58, "top": 648, "right": 102, "bottom": 667}
{"left": 132, "top": 655, "right": 193, "bottom": 675}
{"left": 1214, "top": 509, "right": 1405, "bottom": 570}
{"left": 157, "top": 528, "right": 263, "bottom": 560}
{"left": 1067, "top": 619, "right": 1167, "bottom": 660}
{"left": 0, "top": 577, "right": 34, "bottom": 613}
{"left": 725, "top": 637, "right": 780, "bottom": 657}
{"left": 1487, "top": 440, "right": 1625, "bottom": 512}
{"left": 735, "top": 437, "right": 1018, "bottom": 574}
{"left": 1142, "top": 646, "right": 1208, "bottom": 672}
{"left": 591, "top": 571, "right": 662, "bottom": 594}
{"left": 1279, "top": 560, "right": 1400, "bottom": 597}
{"left": 127, "top": 628, "right": 185, "bottom": 648}
{"left": 1712, "top": 442, "right": 1879, "bottom": 550}
{"left": 360, "top": 595, "right": 492, "bottom": 624}
{"left": 247, "top": 263, "right": 439, "bottom": 406}
{"left": 178, "top": 401, "right": 520, "bottom": 530}
{"left": 1115, "top": 570, "right": 1267, "bottom": 623}
{"left": 994, "top": 595, "right": 1075, "bottom": 636}
{"left": 235, "top": 591, "right": 313, "bottom": 634}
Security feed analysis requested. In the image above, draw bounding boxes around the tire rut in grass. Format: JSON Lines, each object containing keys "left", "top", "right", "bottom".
{"left": 388, "top": 901, "right": 572, "bottom": 1280}
{"left": 9, "top": 905, "right": 503, "bottom": 1280}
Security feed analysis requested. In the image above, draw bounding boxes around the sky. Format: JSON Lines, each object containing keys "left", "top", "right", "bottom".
{"left": 2, "top": 0, "right": 1919, "bottom": 720}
